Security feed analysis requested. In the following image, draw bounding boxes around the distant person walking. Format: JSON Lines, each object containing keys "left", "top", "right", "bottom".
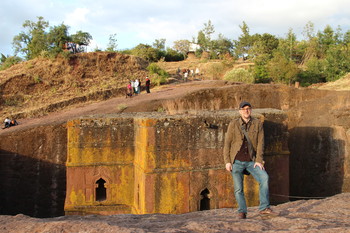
{"left": 195, "top": 67, "right": 200, "bottom": 76}
{"left": 137, "top": 79, "right": 141, "bottom": 94}
{"left": 126, "top": 82, "right": 133, "bottom": 98}
{"left": 130, "top": 80, "right": 135, "bottom": 95}
{"left": 145, "top": 76, "right": 151, "bottom": 93}
{"left": 223, "top": 101, "right": 275, "bottom": 219}
{"left": 135, "top": 79, "right": 141, "bottom": 94}
{"left": 133, "top": 79, "right": 139, "bottom": 95}
{"left": 183, "top": 70, "right": 188, "bottom": 82}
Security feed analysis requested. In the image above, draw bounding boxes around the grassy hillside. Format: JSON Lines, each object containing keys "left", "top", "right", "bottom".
{"left": 1, "top": 52, "right": 347, "bottom": 121}
{"left": 0, "top": 52, "right": 149, "bottom": 119}
{"left": 0, "top": 53, "right": 245, "bottom": 119}
{"left": 313, "top": 73, "right": 350, "bottom": 91}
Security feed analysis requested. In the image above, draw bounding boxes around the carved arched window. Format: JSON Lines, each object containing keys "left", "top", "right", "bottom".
{"left": 96, "top": 178, "right": 107, "bottom": 201}
{"left": 200, "top": 188, "right": 210, "bottom": 211}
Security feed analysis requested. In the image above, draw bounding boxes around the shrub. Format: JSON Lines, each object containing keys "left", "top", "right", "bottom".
{"left": 224, "top": 68, "right": 254, "bottom": 83}
{"left": 147, "top": 63, "right": 169, "bottom": 85}
{"left": 0, "top": 56, "right": 22, "bottom": 70}
{"left": 147, "top": 63, "right": 168, "bottom": 76}
{"left": 150, "top": 73, "right": 168, "bottom": 86}
{"left": 206, "top": 62, "right": 226, "bottom": 79}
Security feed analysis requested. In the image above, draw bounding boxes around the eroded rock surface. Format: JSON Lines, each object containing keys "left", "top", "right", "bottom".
{"left": 1, "top": 193, "right": 349, "bottom": 233}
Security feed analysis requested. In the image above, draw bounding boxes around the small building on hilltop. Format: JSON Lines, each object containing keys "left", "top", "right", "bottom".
{"left": 64, "top": 110, "right": 289, "bottom": 215}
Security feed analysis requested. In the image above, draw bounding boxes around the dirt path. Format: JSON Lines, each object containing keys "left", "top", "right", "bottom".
{"left": 0, "top": 80, "right": 228, "bottom": 134}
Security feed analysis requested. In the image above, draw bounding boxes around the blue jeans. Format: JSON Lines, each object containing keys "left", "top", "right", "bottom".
{"left": 231, "top": 160, "right": 270, "bottom": 213}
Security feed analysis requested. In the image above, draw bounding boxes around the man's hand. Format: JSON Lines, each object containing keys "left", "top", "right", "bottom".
{"left": 225, "top": 163, "right": 232, "bottom": 172}
{"left": 254, "top": 162, "right": 265, "bottom": 170}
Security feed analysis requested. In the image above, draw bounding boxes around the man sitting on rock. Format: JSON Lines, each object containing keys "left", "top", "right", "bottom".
{"left": 223, "top": 101, "right": 276, "bottom": 219}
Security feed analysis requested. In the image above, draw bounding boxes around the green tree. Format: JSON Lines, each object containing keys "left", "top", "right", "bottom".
{"left": 212, "top": 33, "right": 233, "bottom": 58}
{"left": 195, "top": 31, "right": 206, "bottom": 57}
{"left": 164, "top": 48, "right": 184, "bottom": 61}
{"left": 276, "top": 29, "right": 302, "bottom": 63}
{"left": 131, "top": 44, "right": 159, "bottom": 62}
{"left": 298, "top": 57, "right": 325, "bottom": 86}
{"left": 203, "top": 20, "right": 215, "bottom": 40}
{"left": 323, "top": 45, "right": 350, "bottom": 81}
{"left": 153, "top": 38, "right": 166, "bottom": 51}
{"left": 106, "top": 33, "right": 118, "bottom": 52}
{"left": 71, "top": 30, "right": 92, "bottom": 46}
{"left": 343, "top": 30, "right": 350, "bottom": 51}
{"left": 250, "top": 33, "right": 279, "bottom": 58}
{"left": 285, "top": 28, "right": 296, "bottom": 61}
{"left": 267, "top": 51, "right": 300, "bottom": 84}
{"left": 248, "top": 33, "right": 279, "bottom": 83}
{"left": 13, "top": 16, "right": 49, "bottom": 59}
{"left": 47, "top": 23, "right": 70, "bottom": 56}
{"left": 300, "top": 21, "right": 319, "bottom": 65}
{"left": 302, "top": 21, "right": 315, "bottom": 41}
{"left": 152, "top": 38, "right": 166, "bottom": 59}
{"left": 197, "top": 20, "right": 215, "bottom": 52}
{"left": 253, "top": 53, "right": 271, "bottom": 83}
{"left": 233, "top": 21, "right": 252, "bottom": 59}
{"left": 173, "top": 39, "right": 190, "bottom": 58}
{"left": 12, "top": 17, "right": 92, "bottom": 59}
{"left": 317, "top": 25, "right": 336, "bottom": 56}
{"left": 334, "top": 26, "right": 343, "bottom": 44}
{"left": 298, "top": 24, "right": 350, "bottom": 85}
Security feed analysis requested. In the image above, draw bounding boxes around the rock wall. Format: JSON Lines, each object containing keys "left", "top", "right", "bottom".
{"left": 0, "top": 124, "right": 67, "bottom": 217}
{"left": 0, "top": 83, "right": 348, "bottom": 217}
{"left": 65, "top": 117, "right": 135, "bottom": 215}
{"left": 161, "top": 84, "right": 350, "bottom": 196}
{"left": 65, "top": 110, "right": 289, "bottom": 215}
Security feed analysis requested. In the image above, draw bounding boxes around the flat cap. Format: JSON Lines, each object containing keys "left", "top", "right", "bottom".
{"left": 239, "top": 101, "right": 251, "bottom": 109}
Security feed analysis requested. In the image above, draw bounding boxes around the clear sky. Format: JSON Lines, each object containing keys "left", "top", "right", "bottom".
{"left": 1, "top": 0, "right": 350, "bottom": 56}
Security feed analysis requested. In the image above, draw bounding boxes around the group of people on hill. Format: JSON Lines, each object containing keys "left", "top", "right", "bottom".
{"left": 63, "top": 42, "right": 85, "bottom": 54}
{"left": 177, "top": 67, "right": 200, "bottom": 82}
{"left": 2, "top": 117, "right": 18, "bottom": 129}
{"left": 126, "top": 76, "right": 151, "bottom": 98}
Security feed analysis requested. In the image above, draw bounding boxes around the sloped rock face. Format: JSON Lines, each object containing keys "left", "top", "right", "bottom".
{"left": 1, "top": 193, "right": 349, "bottom": 232}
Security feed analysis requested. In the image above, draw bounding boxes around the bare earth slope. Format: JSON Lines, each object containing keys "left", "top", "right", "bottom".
{"left": 0, "top": 52, "right": 149, "bottom": 120}
{"left": 1, "top": 193, "right": 349, "bottom": 232}
{"left": 0, "top": 79, "right": 229, "bottom": 135}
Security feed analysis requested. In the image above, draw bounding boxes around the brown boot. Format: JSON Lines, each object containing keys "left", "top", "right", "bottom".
{"left": 259, "top": 208, "right": 278, "bottom": 216}
{"left": 238, "top": 212, "right": 247, "bottom": 219}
